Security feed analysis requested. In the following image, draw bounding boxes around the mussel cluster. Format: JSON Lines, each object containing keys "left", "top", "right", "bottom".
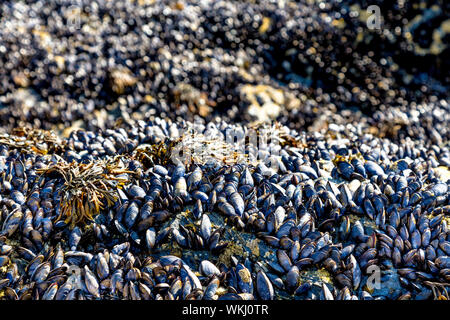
{"left": 0, "top": 0, "right": 449, "bottom": 300}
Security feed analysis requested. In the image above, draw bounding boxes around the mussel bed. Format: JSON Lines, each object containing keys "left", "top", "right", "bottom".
{"left": 0, "top": 0, "right": 449, "bottom": 300}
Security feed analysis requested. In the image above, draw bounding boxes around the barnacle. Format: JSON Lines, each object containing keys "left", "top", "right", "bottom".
{"left": 37, "top": 157, "right": 133, "bottom": 228}
{"left": 134, "top": 131, "right": 254, "bottom": 168}
{"left": 133, "top": 140, "right": 176, "bottom": 168}
{"left": 171, "top": 132, "right": 248, "bottom": 166}
{"left": 173, "top": 83, "right": 216, "bottom": 117}
{"left": 332, "top": 153, "right": 365, "bottom": 166}
{"left": 108, "top": 67, "right": 137, "bottom": 95}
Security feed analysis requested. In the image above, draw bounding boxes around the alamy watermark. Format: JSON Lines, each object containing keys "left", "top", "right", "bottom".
{"left": 60, "top": 0, "right": 82, "bottom": 29}
{"left": 366, "top": 265, "right": 382, "bottom": 290}
{"left": 366, "top": 5, "right": 382, "bottom": 30}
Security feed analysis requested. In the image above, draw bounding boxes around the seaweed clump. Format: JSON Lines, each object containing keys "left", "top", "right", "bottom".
{"left": 37, "top": 157, "right": 133, "bottom": 228}
{"left": 0, "top": 127, "right": 65, "bottom": 155}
